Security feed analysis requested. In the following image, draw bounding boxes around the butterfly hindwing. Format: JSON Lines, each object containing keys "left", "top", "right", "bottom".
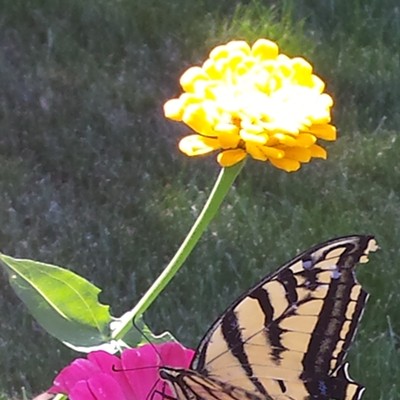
{"left": 160, "top": 235, "right": 378, "bottom": 400}
{"left": 160, "top": 367, "right": 269, "bottom": 400}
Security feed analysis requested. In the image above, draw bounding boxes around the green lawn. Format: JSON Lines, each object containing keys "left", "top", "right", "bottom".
{"left": 0, "top": 0, "right": 399, "bottom": 398}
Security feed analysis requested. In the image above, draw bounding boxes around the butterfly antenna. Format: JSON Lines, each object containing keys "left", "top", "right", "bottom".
{"left": 132, "top": 316, "right": 166, "bottom": 365}
{"left": 131, "top": 315, "right": 175, "bottom": 400}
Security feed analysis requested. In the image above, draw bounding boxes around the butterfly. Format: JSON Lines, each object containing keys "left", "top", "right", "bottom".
{"left": 159, "top": 235, "right": 378, "bottom": 400}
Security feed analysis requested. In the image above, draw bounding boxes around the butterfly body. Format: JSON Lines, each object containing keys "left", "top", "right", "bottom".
{"left": 160, "top": 235, "right": 378, "bottom": 400}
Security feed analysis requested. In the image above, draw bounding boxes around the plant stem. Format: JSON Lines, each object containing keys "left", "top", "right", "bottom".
{"left": 112, "top": 161, "right": 245, "bottom": 340}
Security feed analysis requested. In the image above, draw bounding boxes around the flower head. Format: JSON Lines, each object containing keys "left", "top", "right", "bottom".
{"left": 49, "top": 342, "right": 194, "bottom": 400}
{"left": 164, "top": 39, "right": 336, "bottom": 172}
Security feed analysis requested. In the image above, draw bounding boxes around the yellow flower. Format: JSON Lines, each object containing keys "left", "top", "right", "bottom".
{"left": 164, "top": 39, "right": 336, "bottom": 172}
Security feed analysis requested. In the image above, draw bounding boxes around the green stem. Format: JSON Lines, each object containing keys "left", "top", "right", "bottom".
{"left": 112, "top": 161, "right": 245, "bottom": 340}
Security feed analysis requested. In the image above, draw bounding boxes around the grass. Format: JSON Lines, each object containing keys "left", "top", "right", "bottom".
{"left": 0, "top": 0, "right": 399, "bottom": 398}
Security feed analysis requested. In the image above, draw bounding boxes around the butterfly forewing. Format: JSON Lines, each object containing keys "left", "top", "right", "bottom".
{"left": 161, "top": 235, "right": 378, "bottom": 400}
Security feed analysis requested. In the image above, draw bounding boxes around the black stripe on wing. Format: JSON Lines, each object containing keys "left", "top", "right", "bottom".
{"left": 221, "top": 310, "right": 270, "bottom": 396}
{"left": 249, "top": 287, "right": 285, "bottom": 363}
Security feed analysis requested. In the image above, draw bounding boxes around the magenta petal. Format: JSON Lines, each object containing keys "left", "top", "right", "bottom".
{"left": 88, "top": 373, "right": 127, "bottom": 400}
{"left": 87, "top": 351, "right": 121, "bottom": 372}
{"left": 87, "top": 351, "right": 134, "bottom": 398}
{"left": 50, "top": 358, "right": 101, "bottom": 393}
{"left": 127, "top": 343, "right": 159, "bottom": 364}
{"left": 159, "top": 342, "right": 195, "bottom": 368}
{"left": 69, "top": 373, "right": 127, "bottom": 400}
{"left": 68, "top": 380, "right": 97, "bottom": 400}
{"left": 122, "top": 346, "right": 159, "bottom": 399}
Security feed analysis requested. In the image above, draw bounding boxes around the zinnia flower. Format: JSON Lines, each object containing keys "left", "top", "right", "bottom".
{"left": 49, "top": 342, "right": 194, "bottom": 399}
{"left": 164, "top": 39, "right": 336, "bottom": 172}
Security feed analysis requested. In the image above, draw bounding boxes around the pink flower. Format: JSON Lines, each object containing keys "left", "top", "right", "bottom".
{"left": 49, "top": 342, "right": 194, "bottom": 399}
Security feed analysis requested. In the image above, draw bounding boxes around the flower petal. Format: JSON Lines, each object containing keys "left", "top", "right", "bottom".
{"left": 251, "top": 39, "right": 279, "bottom": 60}
{"left": 92, "top": 373, "right": 127, "bottom": 400}
{"left": 121, "top": 347, "right": 159, "bottom": 399}
{"left": 163, "top": 98, "right": 183, "bottom": 121}
{"left": 70, "top": 374, "right": 127, "bottom": 400}
{"left": 246, "top": 143, "right": 268, "bottom": 161}
{"left": 217, "top": 149, "right": 247, "bottom": 167}
{"left": 310, "top": 144, "right": 327, "bottom": 159}
{"left": 179, "top": 135, "right": 220, "bottom": 156}
{"left": 308, "top": 124, "right": 336, "bottom": 140}
{"left": 269, "top": 158, "right": 301, "bottom": 172}
{"left": 240, "top": 130, "right": 267, "bottom": 145}
{"left": 180, "top": 66, "right": 209, "bottom": 92}
{"left": 283, "top": 147, "right": 312, "bottom": 163}
{"left": 158, "top": 342, "right": 195, "bottom": 368}
{"left": 259, "top": 146, "right": 285, "bottom": 159}
{"left": 87, "top": 352, "right": 132, "bottom": 399}
{"left": 50, "top": 358, "right": 101, "bottom": 394}
{"left": 295, "top": 133, "right": 317, "bottom": 147}
{"left": 218, "top": 130, "right": 241, "bottom": 149}
{"left": 69, "top": 381, "right": 97, "bottom": 400}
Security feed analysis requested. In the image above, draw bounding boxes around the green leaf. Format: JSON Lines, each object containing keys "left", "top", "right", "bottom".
{"left": 0, "top": 253, "right": 112, "bottom": 349}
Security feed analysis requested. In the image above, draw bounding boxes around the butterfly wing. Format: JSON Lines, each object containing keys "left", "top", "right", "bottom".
{"left": 160, "top": 367, "right": 268, "bottom": 400}
{"left": 160, "top": 235, "right": 378, "bottom": 400}
{"left": 190, "top": 235, "right": 378, "bottom": 400}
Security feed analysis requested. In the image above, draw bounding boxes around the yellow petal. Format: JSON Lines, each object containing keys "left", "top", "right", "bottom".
{"left": 182, "top": 103, "right": 217, "bottom": 136}
{"left": 180, "top": 66, "right": 209, "bottom": 92}
{"left": 276, "top": 54, "right": 292, "bottom": 77}
{"left": 212, "top": 58, "right": 230, "bottom": 78}
{"left": 215, "top": 123, "right": 240, "bottom": 135}
{"left": 179, "top": 135, "right": 220, "bottom": 156}
{"left": 240, "top": 130, "right": 267, "bottom": 145}
{"left": 283, "top": 147, "right": 312, "bottom": 162}
{"left": 217, "top": 149, "right": 247, "bottom": 167}
{"left": 209, "top": 45, "right": 229, "bottom": 61}
{"left": 259, "top": 146, "right": 285, "bottom": 159}
{"left": 163, "top": 98, "right": 183, "bottom": 121}
{"left": 241, "top": 121, "right": 264, "bottom": 134}
{"left": 218, "top": 130, "right": 241, "bottom": 149}
{"left": 226, "top": 52, "right": 246, "bottom": 71}
{"left": 251, "top": 39, "right": 279, "bottom": 60}
{"left": 292, "top": 57, "right": 313, "bottom": 77}
{"left": 226, "top": 40, "right": 251, "bottom": 55}
{"left": 246, "top": 143, "right": 268, "bottom": 161}
{"left": 310, "top": 144, "right": 327, "bottom": 159}
{"left": 310, "top": 75, "right": 325, "bottom": 92}
{"left": 274, "top": 133, "right": 297, "bottom": 146}
{"left": 265, "top": 135, "right": 280, "bottom": 146}
{"left": 295, "top": 133, "right": 317, "bottom": 147}
{"left": 234, "top": 58, "right": 255, "bottom": 76}
{"left": 269, "top": 158, "right": 301, "bottom": 172}
{"left": 309, "top": 124, "right": 337, "bottom": 140}
{"left": 202, "top": 59, "right": 220, "bottom": 79}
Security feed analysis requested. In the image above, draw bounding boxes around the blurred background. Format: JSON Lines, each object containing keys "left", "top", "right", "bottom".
{"left": 0, "top": 0, "right": 399, "bottom": 398}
